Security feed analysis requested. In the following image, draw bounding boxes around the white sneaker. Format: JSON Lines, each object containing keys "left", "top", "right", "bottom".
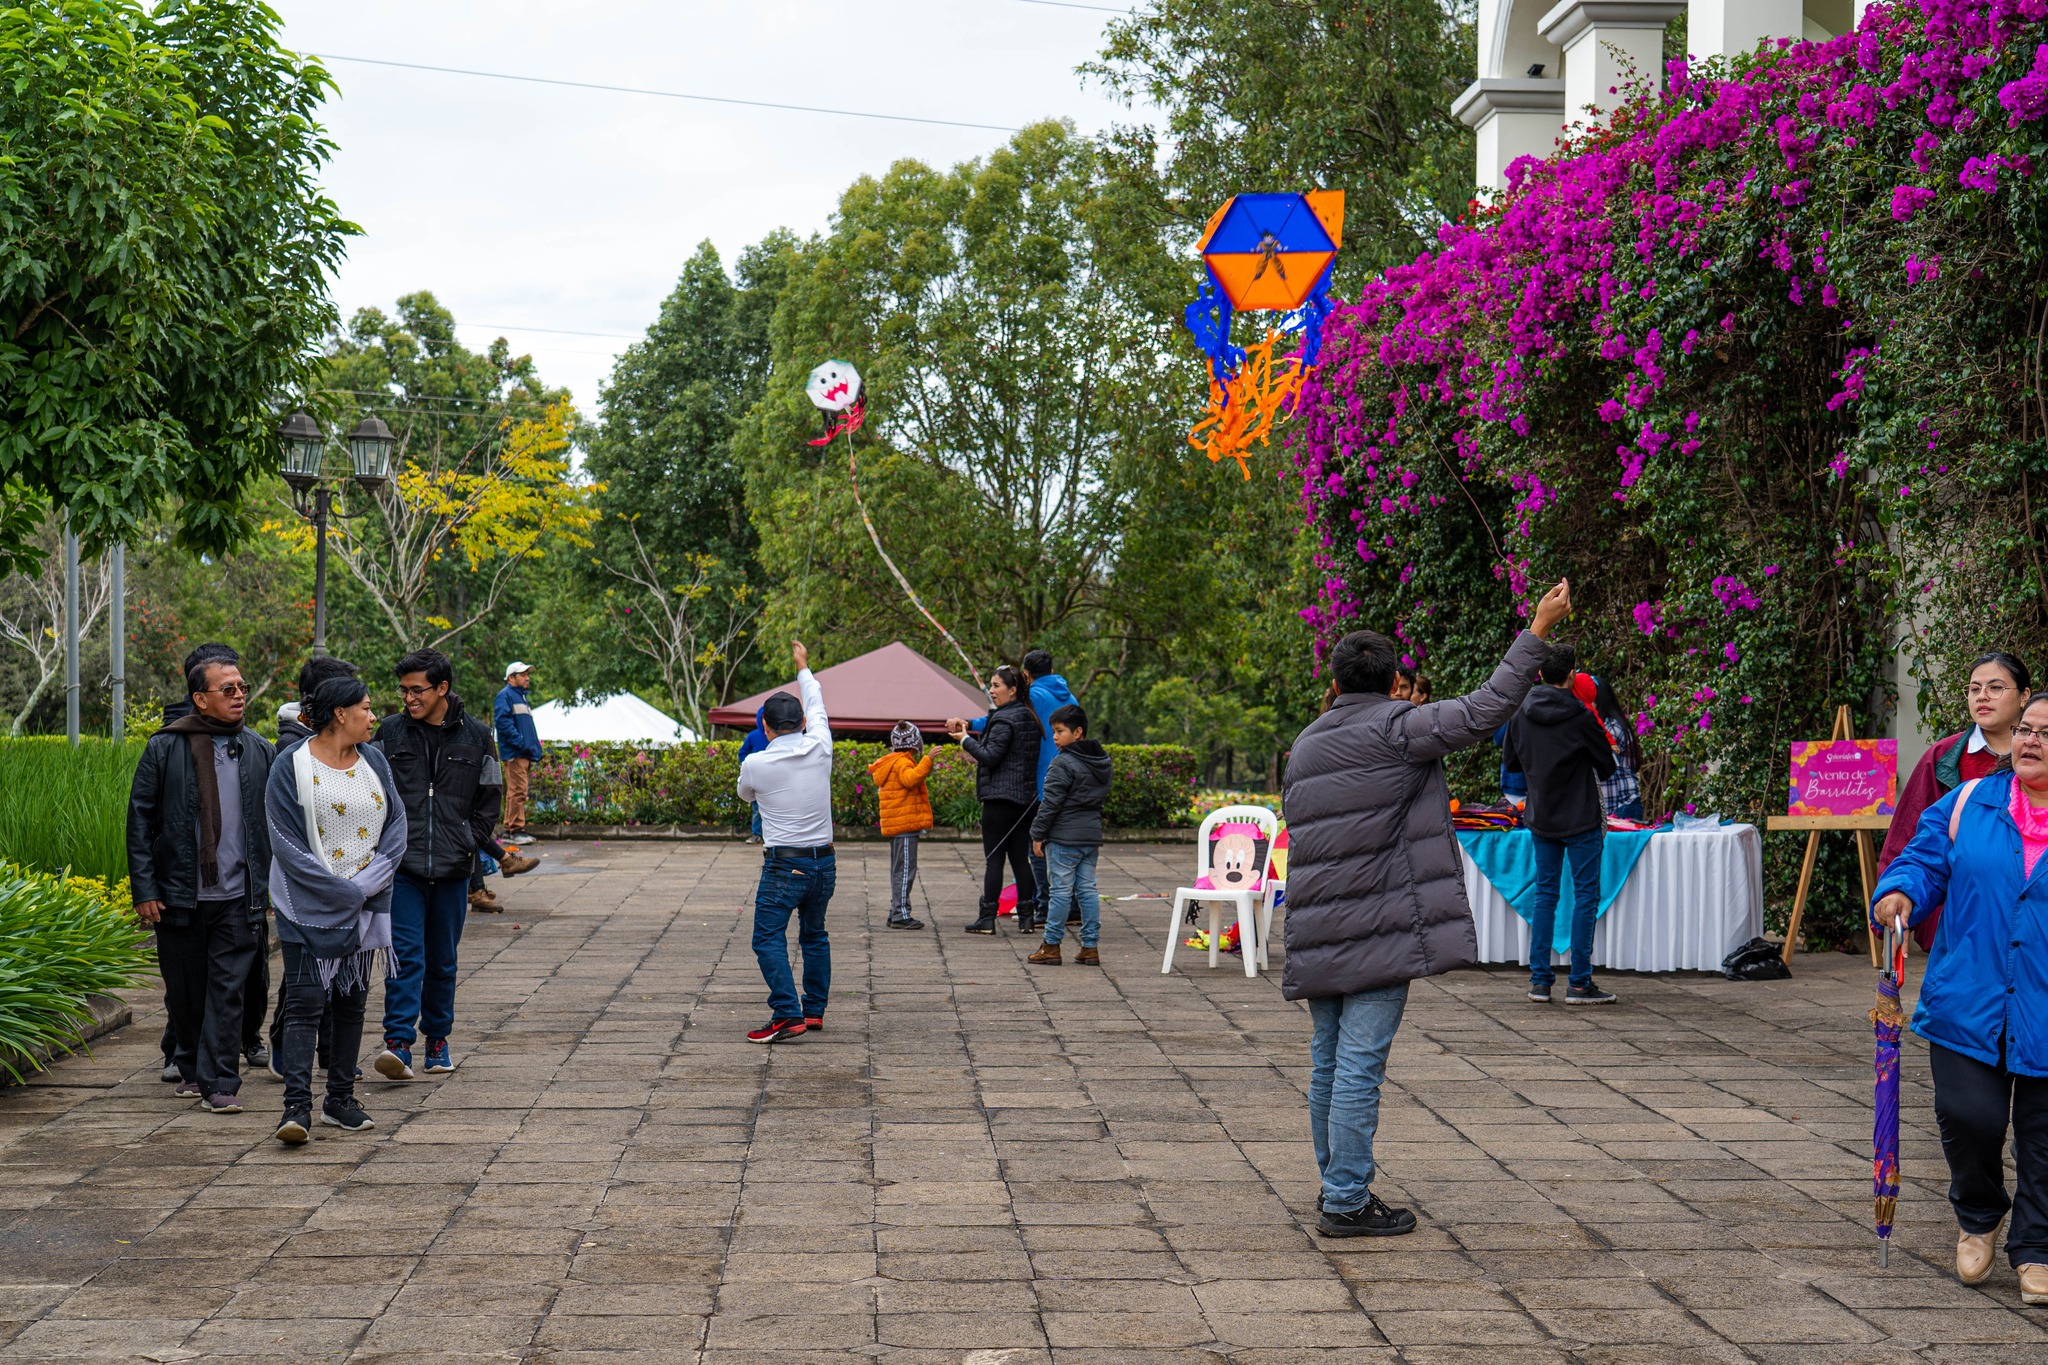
{"left": 505, "top": 832, "right": 535, "bottom": 846}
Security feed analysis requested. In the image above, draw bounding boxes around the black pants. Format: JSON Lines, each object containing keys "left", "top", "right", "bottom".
{"left": 1931, "top": 1040, "right": 2048, "bottom": 1267}
{"left": 155, "top": 897, "right": 259, "bottom": 1096}
{"left": 268, "top": 971, "right": 335, "bottom": 1069}
{"left": 980, "top": 798, "right": 1038, "bottom": 911}
{"left": 276, "top": 942, "right": 367, "bottom": 1112}
{"left": 242, "top": 916, "right": 269, "bottom": 1051}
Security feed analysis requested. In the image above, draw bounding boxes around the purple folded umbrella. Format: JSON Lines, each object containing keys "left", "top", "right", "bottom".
{"left": 1870, "top": 928, "right": 1906, "bottom": 1267}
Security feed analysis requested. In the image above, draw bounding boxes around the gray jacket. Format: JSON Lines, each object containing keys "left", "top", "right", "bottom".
{"left": 1031, "top": 741, "right": 1111, "bottom": 847}
{"left": 1279, "top": 631, "right": 1549, "bottom": 1000}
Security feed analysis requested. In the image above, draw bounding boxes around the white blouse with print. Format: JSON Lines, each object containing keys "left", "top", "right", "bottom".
{"left": 309, "top": 758, "right": 388, "bottom": 875}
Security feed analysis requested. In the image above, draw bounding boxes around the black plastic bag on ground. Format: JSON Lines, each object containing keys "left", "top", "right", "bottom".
{"left": 1721, "top": 936, "right": 1792, "bottom": 981}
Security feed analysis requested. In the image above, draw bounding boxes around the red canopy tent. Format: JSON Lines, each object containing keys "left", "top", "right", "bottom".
{"left": 707, "top": 641, "right": 987, "bottom": 737}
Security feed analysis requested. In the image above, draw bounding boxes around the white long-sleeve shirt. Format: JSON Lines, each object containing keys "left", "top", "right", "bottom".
{"left": 736, "top": 669, "right": 834, "bottom": 847}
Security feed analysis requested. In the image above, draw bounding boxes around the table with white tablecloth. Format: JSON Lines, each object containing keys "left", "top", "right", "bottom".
{"left": 1461, "top": 823, "right": 1765, "bottom": 972}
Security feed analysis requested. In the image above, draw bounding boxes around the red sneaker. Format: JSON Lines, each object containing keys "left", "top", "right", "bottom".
{"left": 746, "top": 1018, "right": 807, "bottom": 1044}
{"left": 803, "top": 1016, "right": 823, "bottom": 1032}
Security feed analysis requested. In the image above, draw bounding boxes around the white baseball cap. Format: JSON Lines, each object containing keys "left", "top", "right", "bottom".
{"left": 505, "top": 661, "right": 533, "bottom": 678}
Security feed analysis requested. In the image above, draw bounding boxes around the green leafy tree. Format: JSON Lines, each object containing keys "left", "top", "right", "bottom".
{"left": 0, "top": 0, "right": 353, "bottom": 568}
{"left": 1086, "top": 0, "right": 1477, "bottom": 287}
{"left": 734, "top": 121, "right": 1195, "bottom": 678}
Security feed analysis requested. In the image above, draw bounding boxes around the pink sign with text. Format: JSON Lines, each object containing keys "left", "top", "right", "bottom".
{"left": 1787, "top": 739, "right": 1898, "bottom": 817}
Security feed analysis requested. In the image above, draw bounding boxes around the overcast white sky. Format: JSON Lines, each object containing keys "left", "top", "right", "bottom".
{"left": 270, "top": 1, "right": 1142, "bottom": 413}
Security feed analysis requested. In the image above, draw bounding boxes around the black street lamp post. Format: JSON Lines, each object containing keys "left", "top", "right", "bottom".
{"left": 279, "top": 410, "right": 395, "bottom": 657}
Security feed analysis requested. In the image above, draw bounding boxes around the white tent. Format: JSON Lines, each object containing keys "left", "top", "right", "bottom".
{"left": 530, "top": 693, "right": 697, "bottom": 746}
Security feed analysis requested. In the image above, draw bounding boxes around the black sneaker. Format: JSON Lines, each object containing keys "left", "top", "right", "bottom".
{"left": 1564, "top": 983, "right": 1618, "bottom": 1006}
{"left": 1317, "top": 1192, "right": 1418, "bottom": 1238}
{"left": 275, "top": 1108, "right": 311, "bottom": 1145}
{"left": 1527, "top": 982, "right": 1553, "bottom": 1003}
{"left": 244, "top": 1044, "right": 270, "bottom": 1071}
{"left": 321, "top": 1097, "right": 375, "bottom": 1132}
{"left": 160, "top": 1059, "right": 180, "bottom": 1083}
{"left": 963, "top": 917, "right": 997, "bottom": 935}
{"left": 887, "top": 914, "right": 925, "bottom": 930}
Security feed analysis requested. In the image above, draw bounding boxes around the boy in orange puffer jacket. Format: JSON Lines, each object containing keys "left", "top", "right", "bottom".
{"left": 868, "top": 721, "right": 933, "bottom": 930}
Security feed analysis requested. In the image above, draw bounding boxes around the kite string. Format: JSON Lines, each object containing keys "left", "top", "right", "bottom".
{"left": 796, "top": 462, "right": 824, "bottom": 635}
{"left": 1429, "top": 442, "right": 1512, "bottom": 571}
{"left": 844, "top": 428, "right": 981, "bottom": 686}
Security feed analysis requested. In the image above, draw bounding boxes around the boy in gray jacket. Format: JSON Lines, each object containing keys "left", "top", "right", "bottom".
{"left": 1028, "top": 704, "right": 1112, "bottom": 965}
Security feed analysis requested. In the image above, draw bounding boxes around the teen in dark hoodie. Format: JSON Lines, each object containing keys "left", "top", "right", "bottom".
{"left": 1027, "top": 704, "right": 1112, "bottom": 965}
{"left": 1502, "top": 644, "right": 1618, "bottom": 1006}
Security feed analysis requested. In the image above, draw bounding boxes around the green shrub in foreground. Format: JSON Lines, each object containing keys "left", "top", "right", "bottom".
{"left": 0, "top": 737, "right": 146, "bottom": 883}
{"left": 0, "top": 863, "right": 153, "bottom": 1082}
{"left": 527, "top": 740, "right": 1198, "bottom": 830}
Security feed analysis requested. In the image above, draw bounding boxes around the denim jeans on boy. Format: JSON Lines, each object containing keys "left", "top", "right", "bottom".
{"left": 887, "top": 833, "right": 920, "bottom": 916}
{"left": 1529, "top": 826, "right": 1603, "bottom": 990}
{"left": 752, "top": 850, "right": 835, "bottom": 1021}
{"left": 382, "top": 873, "right": 469, "bottom": 1047}
{"left": 1040, "top": 843, "right": 1099, "bottom": 947}
{"left": 1307, "top": 981, "right": 1409, "bottom": 1215}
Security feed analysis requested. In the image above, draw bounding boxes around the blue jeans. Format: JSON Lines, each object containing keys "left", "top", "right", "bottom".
{"left": 1308, "top": 982, "right": 1409, "bottom": 1214}
{"left": 1530, "top": 827, "right": 1603, "bottom": 990}
{"left": 752, "top": 851, "right": 834, "bottom": 1020}
{"left": 1041, "top": 843, "right": 1099, "bottom": 946}
{"left": 750, "top": 802, "right": 762, "bottom": 840}
{"left": 382, "top": 873, "right": 469, "bottom": 1046}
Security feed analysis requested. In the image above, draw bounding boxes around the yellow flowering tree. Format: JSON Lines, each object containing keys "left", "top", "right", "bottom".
{"left": 269, "top": 401, "right": 600, "bottom": 650}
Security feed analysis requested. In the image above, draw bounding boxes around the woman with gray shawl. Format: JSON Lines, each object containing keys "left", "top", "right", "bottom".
{"left": 264, "top": 676, "right": 407, "bottom": 1144}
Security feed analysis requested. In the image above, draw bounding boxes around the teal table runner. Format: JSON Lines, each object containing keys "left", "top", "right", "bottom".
{"left": 1456, "top": 828, "right": 1660, "bottom": 955}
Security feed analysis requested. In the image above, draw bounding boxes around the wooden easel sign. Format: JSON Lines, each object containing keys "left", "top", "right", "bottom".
{"left": 1766, "top": 705, "right": 1895, "bottom": 965}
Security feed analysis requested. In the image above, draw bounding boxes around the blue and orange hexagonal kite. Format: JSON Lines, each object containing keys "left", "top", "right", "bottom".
{"left": 1182, "top": 190, "right": 1343, "bottom": 478}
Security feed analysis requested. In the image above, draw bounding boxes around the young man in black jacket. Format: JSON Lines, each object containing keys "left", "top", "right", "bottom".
{"left": 1026, "top": 704, "right": 1112, "bottom": 966}
{"left": 371, "top": 649, "right": 503, "bottom": 1080}
{"left": 127, "top": 651, "right": 276, "bottom": 1112}
{"left": 1502, "top": 643, "right": 1619, "bottom": 1006}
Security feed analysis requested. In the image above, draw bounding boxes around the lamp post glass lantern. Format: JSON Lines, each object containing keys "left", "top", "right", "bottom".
{"left": 347, "top": 415, "right": 395, "bottom": 486}
{"left": 279, "top": 410, "right": 325, "bottom": 490}
{"left": 279, "top": 407, "right": 401, "bottom": 658}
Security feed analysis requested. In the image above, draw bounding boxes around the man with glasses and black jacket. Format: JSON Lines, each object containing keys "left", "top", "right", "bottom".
{"left": 127, "top": 648, "right": 276, "bottom": 1113}
{"left": 370, "top": 649, "right": 503, "bottom": 1081}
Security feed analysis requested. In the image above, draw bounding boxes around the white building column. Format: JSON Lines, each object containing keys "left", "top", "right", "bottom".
{"left": 1690, "top": 0, "right": 1801, "bottom": 56}
{"left": 1453, "top": 79, "right": 1568, "bottom": 194}
{"left": 1539, "top": 0, "right": 1685, "bottom": 119}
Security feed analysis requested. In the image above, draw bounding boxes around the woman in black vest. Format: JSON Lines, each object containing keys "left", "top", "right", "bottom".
{"left": 949, "top": 665, "right": 1043, "bottom": 935}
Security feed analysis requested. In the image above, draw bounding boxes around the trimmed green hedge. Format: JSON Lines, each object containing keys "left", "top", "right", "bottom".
{"left": 527, "top": 740, "right": 1198, "bottom": 831}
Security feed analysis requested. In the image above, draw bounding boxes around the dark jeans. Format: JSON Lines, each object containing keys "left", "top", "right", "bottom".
{"left": 382, "top": 873, "right": 469, "bottom": 1047}
{"left": 1530, "top": 826, "right": 1603, "bottom": 990}
{"left": 1030, "top": 846, "right": 1048, "bottom": 917}
{"left": 980, "top": 798, "right": 1038, "bottom": 911}
{"left": 269, "top": 971, "right": 335, "bottom": 1070}
{"left": 155, "top": 896, "right": 259, "bottom": 1095}
{"left": 242, "top": 916, "right": 269, "bottom": 1051}
{"left": 1931, "top": 1040, "right": 2048, "bottom": 1267}
{"left": 277, "top": 942, "right": 367, "bottom": 1112}
{"left": 888, "top": 833, "right": 920, "bottom": 916}
{"left": 752, "top": 851, "right": 834, "bottom": 1021}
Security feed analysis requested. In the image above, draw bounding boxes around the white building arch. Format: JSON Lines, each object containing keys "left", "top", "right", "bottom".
{"left": 1455, "top": 0, "right": 1868, "bottom": 192}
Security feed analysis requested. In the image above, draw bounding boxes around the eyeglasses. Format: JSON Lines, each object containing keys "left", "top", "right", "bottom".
{"left": 2012, "top": 724, "right": 2048, "bottom": 745}
{"left": 1967, "top": 682, "right": 2015, "bottom": 697}
{"left": 200, "top": 683, "right": 250, "bottom": 699}
{"left": 397, "top": 684, "right": 441, "bottom": 699}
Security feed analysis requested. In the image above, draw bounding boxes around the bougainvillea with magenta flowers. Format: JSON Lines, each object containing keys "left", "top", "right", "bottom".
{"left": 1293, "top": 0, "right": 2048, "bottom": 944}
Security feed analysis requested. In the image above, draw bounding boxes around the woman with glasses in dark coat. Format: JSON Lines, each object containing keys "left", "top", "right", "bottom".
{"left": 947, "top": 665, "right": 1043, "bottom": 936}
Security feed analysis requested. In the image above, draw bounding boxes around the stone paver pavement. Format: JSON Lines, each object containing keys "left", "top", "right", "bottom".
{"left": 1, "top": 838, "right": 2042, "bottom": 1363}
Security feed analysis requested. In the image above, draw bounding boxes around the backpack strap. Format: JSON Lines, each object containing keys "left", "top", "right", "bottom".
{"left": 1950, "top": 778, "right": 1983, "bottom": 843}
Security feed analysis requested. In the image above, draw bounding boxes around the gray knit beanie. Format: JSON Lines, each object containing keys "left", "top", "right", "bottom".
{"left": 889, "top": 720, "right": 924, "bottom": 753}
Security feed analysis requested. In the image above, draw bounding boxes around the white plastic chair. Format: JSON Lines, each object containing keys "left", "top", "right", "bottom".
{"left": 1164, "top": 805, "right": 1280, "bottom": 979}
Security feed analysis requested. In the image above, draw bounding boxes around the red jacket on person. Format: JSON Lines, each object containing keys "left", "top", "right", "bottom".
{"left": 1878, "top": 729, "right": 2004, "bottom": 950}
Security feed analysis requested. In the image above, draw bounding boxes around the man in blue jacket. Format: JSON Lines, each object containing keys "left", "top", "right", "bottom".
{"left": 494, "top": 662, "right": 543, "bottom": 846}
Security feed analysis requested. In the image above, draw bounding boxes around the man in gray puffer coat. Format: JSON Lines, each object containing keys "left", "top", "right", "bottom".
{"left": 1281, "top": 579, "right": 1571, "bottom": 1238}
